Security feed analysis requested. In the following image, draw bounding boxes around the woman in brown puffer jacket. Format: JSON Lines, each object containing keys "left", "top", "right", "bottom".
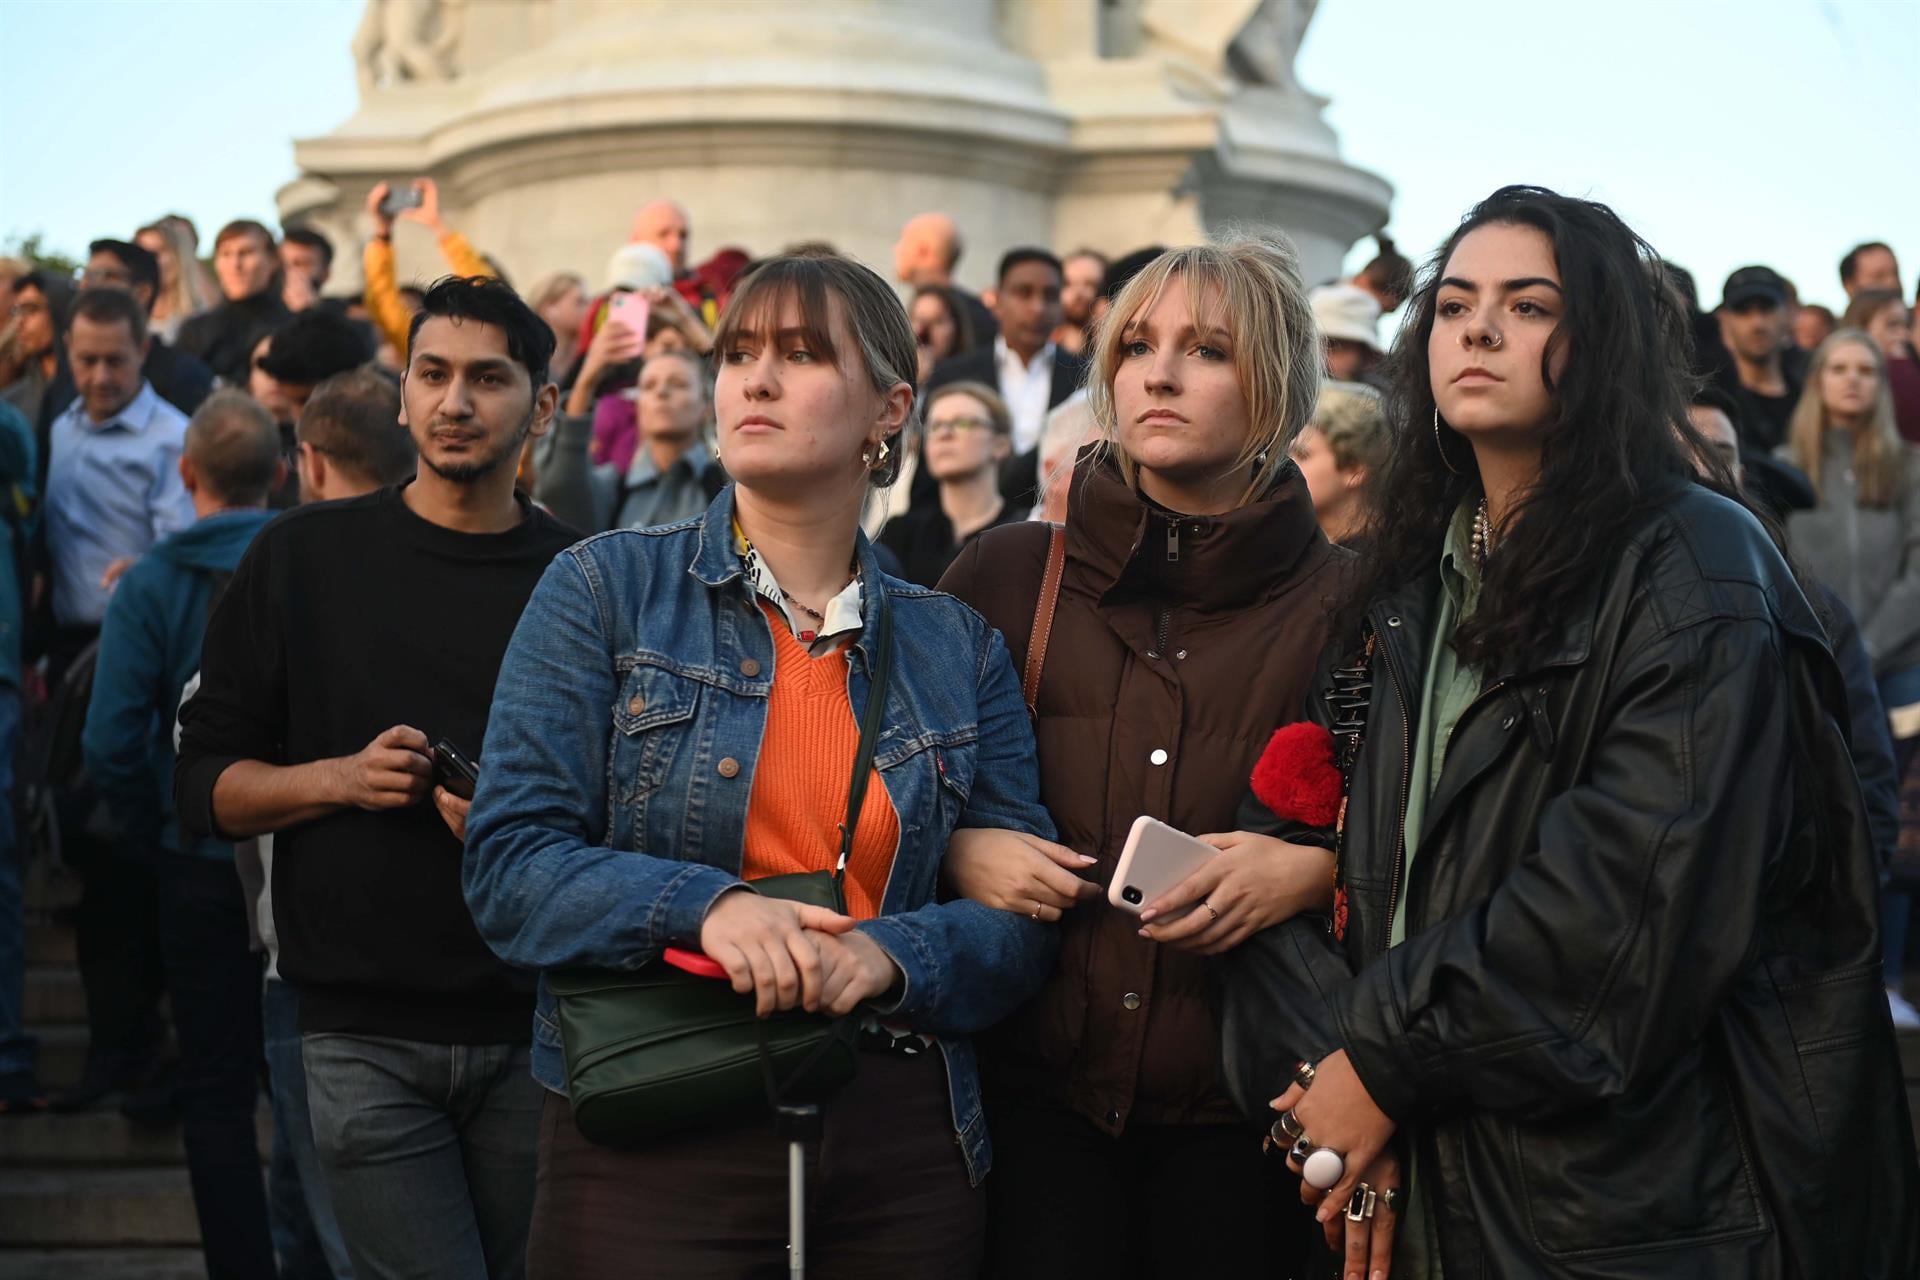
{"left": 939, "top": 237, "right": 1347, "bottom": 1279}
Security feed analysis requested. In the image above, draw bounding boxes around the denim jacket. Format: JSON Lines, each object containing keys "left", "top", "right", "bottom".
{"left": 464, "top": 487, "right": 1057, "bottom": 1183}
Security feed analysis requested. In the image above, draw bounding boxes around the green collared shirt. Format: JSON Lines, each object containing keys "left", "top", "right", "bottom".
{"left": 1394, "top": 502, "right": 1487, "bottom": 946}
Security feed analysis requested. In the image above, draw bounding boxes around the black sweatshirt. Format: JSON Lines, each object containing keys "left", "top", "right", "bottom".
{"left": 175, "top": 486, "right": 578, "bottom": 1042}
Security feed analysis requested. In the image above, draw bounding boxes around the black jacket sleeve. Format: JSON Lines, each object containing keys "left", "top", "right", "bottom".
{"left": 1216, "top": 649, "right": 1353, "bottom": 1120}
{"left": 173, "top": 527, "right": 286, "bottom": 839}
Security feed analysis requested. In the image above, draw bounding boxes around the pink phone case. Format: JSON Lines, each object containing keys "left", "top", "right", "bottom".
{"left": 1108, "top": 816, "right": 1219, "bottom": 917}
{"left": 607, "top": 291, "right": 650, "bottom": 338}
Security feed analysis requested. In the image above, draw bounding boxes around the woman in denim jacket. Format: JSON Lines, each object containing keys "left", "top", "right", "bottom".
{"left": 464, "top": 253, "right": 1056, "bottom": 1279}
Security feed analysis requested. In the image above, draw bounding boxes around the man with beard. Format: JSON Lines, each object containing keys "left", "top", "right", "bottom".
{"left": 174, "top": 276, "right": 576, "bottom": 1280}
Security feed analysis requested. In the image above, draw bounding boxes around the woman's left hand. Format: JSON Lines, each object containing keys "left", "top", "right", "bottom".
{"left": 1137, "top": 831, "right": 1333, "bottom": 954}
{"left": 1270, "top": 1049, "right": 1397, "bottom": 1225}
{"left": 806, "top": 928, "right": 903, "bottom": 1016}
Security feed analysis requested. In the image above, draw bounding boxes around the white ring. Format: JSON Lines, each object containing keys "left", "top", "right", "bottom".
{"left": 1302, "top": 1146, "right": 1345, "bottom": 1191}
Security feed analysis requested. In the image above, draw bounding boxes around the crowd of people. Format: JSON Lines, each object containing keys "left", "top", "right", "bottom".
{"left": 0, "top": 175, "right": 1915, "bottom": 1280}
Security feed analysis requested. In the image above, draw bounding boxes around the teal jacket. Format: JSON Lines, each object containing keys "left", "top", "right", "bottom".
{"left": 0, "top": 400, "right": 36, "bottom": 690}
{"left": 83, "top": 507, "right": 276, "bottom": 859}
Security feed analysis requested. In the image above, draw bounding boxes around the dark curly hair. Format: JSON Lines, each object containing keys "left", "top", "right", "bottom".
{"left": 1344, "top": 185, "right": 1743, "bottom": 673}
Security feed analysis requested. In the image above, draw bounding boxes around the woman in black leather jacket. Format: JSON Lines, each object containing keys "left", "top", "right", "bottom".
{"left": 1221, "top": 186, "right": 1920, "bottom": 1280}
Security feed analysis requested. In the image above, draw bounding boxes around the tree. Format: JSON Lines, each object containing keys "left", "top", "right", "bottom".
{"left": 1, "top": 233, "right": 82, "bottom": 280}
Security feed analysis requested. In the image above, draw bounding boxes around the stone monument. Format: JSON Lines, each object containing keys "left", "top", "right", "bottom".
{"left": 282, "top": 0, "right": 1391, "bottom": 293}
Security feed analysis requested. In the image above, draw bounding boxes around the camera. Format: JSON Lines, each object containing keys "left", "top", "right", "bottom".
{"left": 1121, "top": 885, "right": 1143, "bottom": 905}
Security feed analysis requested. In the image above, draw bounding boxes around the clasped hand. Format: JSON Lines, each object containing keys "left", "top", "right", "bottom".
{"left": 697, "top": 889, "right": 899, "bottom": 1018}
{"left": 1137, "top": 832, "right": 1334, "bottom": 954}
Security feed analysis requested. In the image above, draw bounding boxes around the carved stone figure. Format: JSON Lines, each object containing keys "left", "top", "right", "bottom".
{"left": 353, "top": 0, "right": 467, "bottom": 95}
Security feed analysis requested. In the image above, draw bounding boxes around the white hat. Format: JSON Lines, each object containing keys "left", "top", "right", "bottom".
{"left": 605, "top": 242, "right": 674, "bottom": 293}
{"left": 1310, "top": 284, "right": 1383, "bottom": 353}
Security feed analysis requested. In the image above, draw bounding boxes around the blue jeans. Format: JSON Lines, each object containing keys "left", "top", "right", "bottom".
{"left": 302, "top": 1032, "right": 539, "bottom": 1280}
{"left": 0, "top": 685, "right": 31, "bottom": 1077}
{"left": 264, "top": 980, "right": 353, "bottom": 1278}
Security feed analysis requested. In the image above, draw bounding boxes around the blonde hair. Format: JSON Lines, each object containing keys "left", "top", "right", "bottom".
{"left": 924, "top": 380, "right": 1012, "bottom": 436}
{"left": 1084, "top": 235, "right": 1319, "bottom": 507}
{"left": 137, "top": 220, "right": 214, "bottom": 318}
{"left": 526, "top": 271, "right": 586, "bottom": 314}
{"left": 1313, "top": 380, "right": 1388, "bottom": 472}
{"left": 1788, "top": 329, "right": 1905, "bottom": 507}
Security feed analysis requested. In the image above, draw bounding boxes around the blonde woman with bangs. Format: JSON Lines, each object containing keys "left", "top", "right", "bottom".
{"left": 1777, "top": 327, "right": 1920, "bottom": 1031}
{"left": 939, "top": 237, "right": 1344, "bottom": 1276}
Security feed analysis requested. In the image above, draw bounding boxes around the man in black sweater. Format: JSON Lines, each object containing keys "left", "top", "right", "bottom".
{"left": 176, "top": 276, "right": 575, "bottom": 1280}
{"left": 177, "top": 220, "right": 292, "bottom": 386}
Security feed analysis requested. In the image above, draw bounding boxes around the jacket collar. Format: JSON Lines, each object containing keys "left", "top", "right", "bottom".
{"left": 1063, "top": 447, "right": 1329, "bottom": 613}
{"left": 689, "top": 484, "right": 889, "bottom": 670}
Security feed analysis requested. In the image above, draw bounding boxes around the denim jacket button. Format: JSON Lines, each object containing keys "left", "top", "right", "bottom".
{"left": 717, "top": 757, "right": 741, "bottom": 778}
{"left": 739, "top": 658, "right": 762, "bottom": 677}
{"left": 627, "top": 694, "right": 645, "bottom": 716}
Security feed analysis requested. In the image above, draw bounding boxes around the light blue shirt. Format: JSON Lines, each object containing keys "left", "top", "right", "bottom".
{"left": 615, "top": 441, "right": 714, "bottom": 531}
{"left": 46, "top": 381, "right": 195, "bottom": 628}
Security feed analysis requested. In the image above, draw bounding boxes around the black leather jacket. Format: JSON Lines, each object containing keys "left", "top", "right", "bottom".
{"left": 1220, "top": 485, "right": 1920, "bottom": 1278}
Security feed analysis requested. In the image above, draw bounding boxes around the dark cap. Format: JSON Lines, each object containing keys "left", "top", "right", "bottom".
{"left": 1721, "top": 265, "right": 1787, "bottom": 310}
{"left": 257, "top": 309, "right": 374, "bottom": 387}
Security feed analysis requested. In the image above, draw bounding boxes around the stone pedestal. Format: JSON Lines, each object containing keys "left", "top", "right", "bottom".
{"left": 284, "top": 0, "right": 1390, "bottom": 294}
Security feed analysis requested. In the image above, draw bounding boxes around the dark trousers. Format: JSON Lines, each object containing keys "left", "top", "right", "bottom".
{"left": 52, "top": 624, "right": 167, "bottom": 1070}
{"left": 983, "top": 1097, "right": 1317, "bottom": 1280}
{"left": 73, "top": 846, "right": 165, "bottom": 1064}
{"left": 156, "top": 854, "right": 275, "bottom": 1280}
{"left": 529, "top": 1048, "right": 983, "bottom": 1280}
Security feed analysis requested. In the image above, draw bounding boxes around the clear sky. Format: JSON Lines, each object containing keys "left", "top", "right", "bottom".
{"left": 3, "top": 0, "right": 1913, "bottom": 315}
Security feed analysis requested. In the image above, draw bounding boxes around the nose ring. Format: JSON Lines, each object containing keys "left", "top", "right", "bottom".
{"left": 1483, "top": 332, "right": 1503, "bottom": 349}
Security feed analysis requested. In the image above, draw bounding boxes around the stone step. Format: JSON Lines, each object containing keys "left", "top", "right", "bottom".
{"left": 0, "top": 1108, "right": 271, "bottom": 1168}
{"left": 23, "top": 866, "right": 80, "bottom": 913}
{"left": 25, "top": 920, "right": 75, "bottom": 968}
{"left": 0, "top": 1247, "right": 207, "bottom": 1279}
{"left": 0, "top": 1167, "right": 200, "bottom": 1246}
{"left": 23, "top": 969, "right": 84, "bottom": 1026}
{"left": 30, "top": 1025, "right": 87, "bottom": 1092}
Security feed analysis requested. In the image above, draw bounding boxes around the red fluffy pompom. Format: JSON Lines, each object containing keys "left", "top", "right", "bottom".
{"left": 1249, "top": 722, "right": 1343, "bottom": 828}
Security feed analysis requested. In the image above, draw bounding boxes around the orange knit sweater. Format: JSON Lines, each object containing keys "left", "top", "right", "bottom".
{"left": 742, "top": 601, "right": 900, "bottom": 919}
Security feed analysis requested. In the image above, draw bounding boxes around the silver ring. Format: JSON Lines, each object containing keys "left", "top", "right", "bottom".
{"left": 1346, "top": 1183, "right": 1377, "bottom": 1222}
{"left": 1380, "top": 1188, "right": 1401, "bottom": 1213}
{"left": 1302, "top": 1146, "right": 1345, "bottom": 1191}
{"left": 1030, "top": 908, "right": 1041, "bottom": 921}
{"left": 1203, "top": 900, "right": 1219, "bottom": 922}
{"left": 1276, "top": 1108, "right": 1306, "bottom": 1140}
{"left": 1287, "top": 1135, "right": 1313, "bottom": 1164}
{"left": 1293, "top": 1060, "right": 1317, "bottom": 1091}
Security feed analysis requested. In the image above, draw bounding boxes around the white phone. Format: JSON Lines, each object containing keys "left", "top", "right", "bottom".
{"left": 1108, "top": 816, "right": 1219, "bottom": 917}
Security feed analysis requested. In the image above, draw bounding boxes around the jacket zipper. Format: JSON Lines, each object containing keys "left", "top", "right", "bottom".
{"left": 1152, "top": 608, "right": 1171, "bottom": 660}
{"left": 1373, "top": 613, "right": 1416, "bottom": 947}
{"left": 1166, "top": 520, "right": 1180, "bottom": 562}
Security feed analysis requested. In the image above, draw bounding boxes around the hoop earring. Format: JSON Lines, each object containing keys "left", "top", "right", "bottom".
{"left": 1434, "top": 407, "right": 1463, "bottom": 476}
{"left": 862, "top": 439, "right": 892, "bottom": 470}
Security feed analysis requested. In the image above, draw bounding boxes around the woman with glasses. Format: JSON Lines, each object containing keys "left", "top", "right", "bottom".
{"left": 879, "top": 381, "right": 1027, "bottom": 586}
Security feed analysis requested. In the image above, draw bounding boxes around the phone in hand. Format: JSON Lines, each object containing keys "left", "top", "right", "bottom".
{"left": 431, "top": 738, "right": 480, "bottom": 801}
{"left": 1109, "top": 816, "right": 1219, "bottom": 918}
{"left": 379, "top": 183, "right": 425, "bottom": 220}
{"left": 606, "top": 289, "right": 651, "bottom": 341}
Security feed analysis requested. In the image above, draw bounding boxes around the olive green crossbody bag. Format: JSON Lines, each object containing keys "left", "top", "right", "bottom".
{"left": 546, "top": 586, "right": 894, "bottom": 1147}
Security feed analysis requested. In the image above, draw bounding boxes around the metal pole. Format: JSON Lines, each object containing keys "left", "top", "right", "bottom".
{"left": 787, "top": 1137, "right": 807, "bottom": 1278}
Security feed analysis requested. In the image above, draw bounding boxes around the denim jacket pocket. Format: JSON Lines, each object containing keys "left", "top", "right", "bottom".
{"left": 610, "top": 661, "right": 702, "bottom": 811}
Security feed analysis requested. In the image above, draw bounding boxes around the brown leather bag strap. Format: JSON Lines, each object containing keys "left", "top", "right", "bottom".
{"left": 1022, "top": 523, "right": 1067, "bottom": 717}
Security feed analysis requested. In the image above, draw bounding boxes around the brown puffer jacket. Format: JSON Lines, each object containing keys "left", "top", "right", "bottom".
{"left": 939, "top": 453, "right": 1346, "bottom": 1134}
